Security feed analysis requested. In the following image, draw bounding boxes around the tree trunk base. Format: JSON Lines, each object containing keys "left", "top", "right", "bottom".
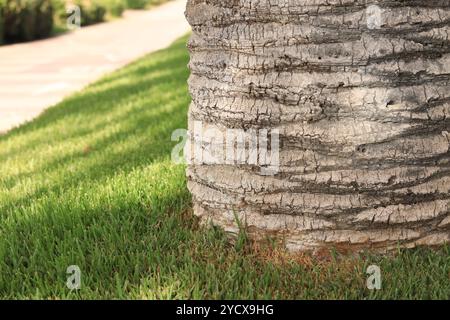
{"left": 185, "top": 0, "right": 450, "bottom": 252}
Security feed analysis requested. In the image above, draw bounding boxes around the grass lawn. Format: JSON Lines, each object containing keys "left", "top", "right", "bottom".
{"left": 0, "top": 35, "right": 449, "bottom": 299}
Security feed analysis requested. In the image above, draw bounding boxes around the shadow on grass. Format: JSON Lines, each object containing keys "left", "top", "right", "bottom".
{"left": 0, "top": 36, "right": 207, "bottom": 298}
{"left": 0, "top": 35, "right": 449, "bottom": 300}
{"left": 0, "top": 36, "right": 190, "bottom": 209}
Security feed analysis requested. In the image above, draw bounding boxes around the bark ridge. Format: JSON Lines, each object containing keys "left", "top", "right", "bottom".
{"left": 185, "top": 0, "right": 450, "bottom": 252}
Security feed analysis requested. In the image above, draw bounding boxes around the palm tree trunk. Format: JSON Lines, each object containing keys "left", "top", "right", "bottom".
{"left": 185, "top": 0, "right": 450, "bottom": 252}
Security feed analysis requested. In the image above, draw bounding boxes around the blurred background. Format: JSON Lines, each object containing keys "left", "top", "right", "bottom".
{"left": 0, "top": 0, "right": 173, "bottom": 43}
{"left": 0, "top": 0, "right": 189, "bottom": 132}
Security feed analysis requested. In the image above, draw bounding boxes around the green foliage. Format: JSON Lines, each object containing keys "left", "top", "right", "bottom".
{"left": 125, "top": 0, "right": 148, "bottom": 9}
{"left": 0, "top": 0, "right": 170, "bottom": 44}
{"left": 51, "top": 1, "right": 67, "bottom": 30}
{"left": 125, "top": 0, "right": 169, "bottom": 9}
{"left": 0, "top": 36, "right": 449, "bottom": 299}
{"left": 1, "top": 0, "right": 54, "bottom": 42}
{"left": 98, "top": 0, "right": 126, "bottom": 17}
{"left": 71, "top": 0, "right": 106, "bottom": 26}
{"left": 52, "top": 0, "right": 125, "bottom": 31}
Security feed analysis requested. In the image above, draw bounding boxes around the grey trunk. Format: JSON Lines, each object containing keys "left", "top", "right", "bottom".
{"left": 185, "top": 0, "right": 450, "bottom": 252}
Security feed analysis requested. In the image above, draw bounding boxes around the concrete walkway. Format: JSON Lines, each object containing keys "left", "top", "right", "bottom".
{"left": 0, "top": 0, "right": 189, "bottom": 133}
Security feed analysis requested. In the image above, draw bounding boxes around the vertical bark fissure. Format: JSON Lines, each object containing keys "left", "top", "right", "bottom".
{"left": 185, "top": 0, "right": 450, "bottom": 252}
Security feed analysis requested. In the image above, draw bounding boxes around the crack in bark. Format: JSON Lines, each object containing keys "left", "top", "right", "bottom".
{"left": 185, "top": 0, "right": 450, "bottom": 252}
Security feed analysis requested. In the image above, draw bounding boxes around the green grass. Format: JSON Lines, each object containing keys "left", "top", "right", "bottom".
{"left": 0, "top": 35, "right": 449, "bottom": 299}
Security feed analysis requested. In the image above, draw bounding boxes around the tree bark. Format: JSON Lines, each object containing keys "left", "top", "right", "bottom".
{"left": 185, "top": 0, "right": 450, "bottom": 252}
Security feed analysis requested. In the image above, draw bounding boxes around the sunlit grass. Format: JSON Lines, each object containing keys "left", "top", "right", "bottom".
{"left": 0, "top": 36, "right": 448, "bottom": 299}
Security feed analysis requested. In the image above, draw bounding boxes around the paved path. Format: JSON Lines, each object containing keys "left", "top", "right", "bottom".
{"left": 0, "top": 0, "right": 189, "bottom": 133}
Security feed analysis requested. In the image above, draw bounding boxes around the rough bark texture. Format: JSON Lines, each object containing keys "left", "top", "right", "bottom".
{"left": 185, "top": 0, "right": 450, "bottom": 252}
